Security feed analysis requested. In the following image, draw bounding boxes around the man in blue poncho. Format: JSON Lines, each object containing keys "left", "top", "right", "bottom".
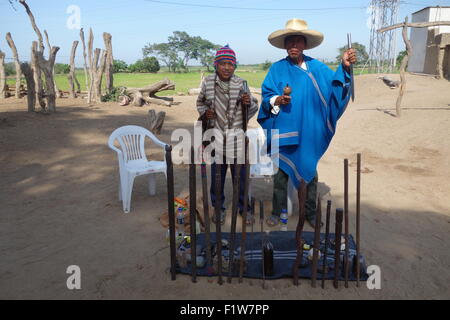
{"left": 257, "top": 19, "right": 356, "bottom": 228}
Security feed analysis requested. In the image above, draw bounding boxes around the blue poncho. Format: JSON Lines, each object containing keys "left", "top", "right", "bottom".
{"left": 257, "top": 55, "right": 352, "bottom": 187}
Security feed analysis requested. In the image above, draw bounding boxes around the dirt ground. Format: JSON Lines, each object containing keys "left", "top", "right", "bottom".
{"left": 1, "top": 73, "right": 449, "bottom": 299}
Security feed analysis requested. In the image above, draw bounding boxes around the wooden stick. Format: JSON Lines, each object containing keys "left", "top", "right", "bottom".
{"left": 311, "top": 194, "right": 322, "bottom": 288}
{"left": 165, "top": 145, "right": 176, "bottom": 280}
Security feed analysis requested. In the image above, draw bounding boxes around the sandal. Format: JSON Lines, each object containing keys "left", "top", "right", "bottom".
{"left": 266, "top": 214, "right": 280, "bottom": 227}
{"left": 212, "top": 209, "right": 226, "bottom": 225}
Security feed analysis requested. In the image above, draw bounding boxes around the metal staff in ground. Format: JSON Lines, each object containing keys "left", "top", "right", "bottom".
{"left": 293, "top": 180, "right": 307, "bottom": 285}
{"left": 334, "top": 208, "right": 343, "bottom": 289}
{"left": 321, "top": 200, "right": 332, "bottom": 289}
{"left": 189, "top": 146, "right": 197, "bottom": 283}
{"left": 344, "top": 159, "right": 350, "bottom": 287}
{"left": 311, "top": 194, "right": 322, "bottom": 288}
{"left": 165, "top": 145, "right": 176, "bottom": 280}
{"left": 200, "top": 146, "right": 213, "bottom": 273}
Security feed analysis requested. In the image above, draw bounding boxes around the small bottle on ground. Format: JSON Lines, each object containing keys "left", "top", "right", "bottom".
{"left": 176, "top": 207, "right": 185, "bottom": 244}
{"left": 280, "top": 208, "right": 288, "bottom": 231}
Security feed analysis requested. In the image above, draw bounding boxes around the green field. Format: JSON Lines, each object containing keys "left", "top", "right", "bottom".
{"left": 7, "top": 69, "right": 270, "bottom": 95}
{"left": 6, "top": 64, "right": 398, "bottom": 96}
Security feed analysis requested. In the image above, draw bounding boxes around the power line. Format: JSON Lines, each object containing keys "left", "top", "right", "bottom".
{"left": 144, "top": 0, "right": 367, "bottom": 11}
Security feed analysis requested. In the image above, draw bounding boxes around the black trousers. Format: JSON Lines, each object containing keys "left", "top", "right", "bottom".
{"left": 272, "top": 168, "right": 318, "bottom": 217}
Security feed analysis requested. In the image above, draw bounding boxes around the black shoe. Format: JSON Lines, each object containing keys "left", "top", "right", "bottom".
{"left": 306, "top": 215, "right": 323, "bottom": 228}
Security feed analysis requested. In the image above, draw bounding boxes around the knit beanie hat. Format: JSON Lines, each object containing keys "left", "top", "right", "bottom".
{"left": 214, "top": 44, "right": 237, "bottom": 67}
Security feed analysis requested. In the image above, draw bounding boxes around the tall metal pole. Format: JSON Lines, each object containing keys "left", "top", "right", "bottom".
{"left": 356, "top": 153, "right": 361, "bottom": 287}
{"left": 165, "top": 145, "right": 176, "bottom": 280}
{"left": 189, "top": 146, "right": 197, "bottom": 283}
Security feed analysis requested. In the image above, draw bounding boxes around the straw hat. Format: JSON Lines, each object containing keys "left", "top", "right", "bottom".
{"left": 268, "top": 18, "right": 324, "bottom": 50}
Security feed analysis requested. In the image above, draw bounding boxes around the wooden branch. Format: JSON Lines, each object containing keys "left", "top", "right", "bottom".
{"left": 395, "top": 17, "right": 413, "bottom": 118}
{"left": 79, "top": 28, "right": 89, "bottom": 93}
{"left": 31, "top": 41, "right": 45, "bottom": 110}
{"left": 68, "top": 40, "right": 79, "bottom": 98}
{"left": 5, "top": 32, "right": 22, "bottom": 98}
{"left": 19, "top": 0, "right": 44, "bottom": 52}
{"left": 147, "top": 109, "right": 166, "bottom": 134}
{"left": 128, "top": 78, "right": 175, "bottom": 93}
{"left": 143, "top": 96, "right": 172, "bottom": 106}
{"left": 36, "top": 46, "right": 60, "bottom": 112}
{"left": 20, "top": 62, "right": 35, "bottom": 111}
{"left": 87, "top": 28, "right": 94, "bottom": 104}
{"left": 378, "top": 20, "right": 450, "bottom": 33}
{"left": 44, "top": 30, "right": 60, "bottom": 98}
{"left": 91, "top": 48, "right": 107, "bottom": 103}
{"left": 103, "top": 32, "right": 113, "bottom": 94}
{"left": 0, "top": 50, "right": 6, "bottom": 99}
{"left": 127, "top": 79, "right": 175, "bottom": 107}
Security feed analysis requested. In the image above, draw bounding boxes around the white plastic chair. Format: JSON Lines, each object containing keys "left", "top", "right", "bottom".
{"left": 247, "top": 127, "right": 296, "bottom": 216}
{"left": 108, "top": 125, "right": 168, "bottom": 213}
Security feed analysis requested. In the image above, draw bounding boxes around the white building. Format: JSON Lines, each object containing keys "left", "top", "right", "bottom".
{"left": 408, "top": 6, "right": 450, "bottom": 78}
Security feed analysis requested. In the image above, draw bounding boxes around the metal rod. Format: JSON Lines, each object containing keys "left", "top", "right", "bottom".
{"left": 311, "top": 194, "right": 322, "bottom": 288}
{"left": 321, "top": 200, "right": 332, "bottom": 289}
{"left": 293, "top": 179, "right": 307, "bottom": 286}
{"left": 214, "top": 158, "right": 223, "bottom": 285}
{"left": 189, "top": 146, "right": 197, "bottom": 283}
{"left": 227, "top": 140, "right": 241, "bottom": 283}
{"left": 348, "top": 33, "right": 355, "bottom": 101}
{"left": 239, "top": 136, "right": 250, "bottom": 283}
{"left": 356, "top": 153, "right": 361, "bottom": 287}
{"left": 250, "top": 197, "right": 255, "bottom": 271}
{"left": 200, "top": 148, "right": 212, "bottom": 273}
{"left": 344, "top": 159, "right": 350, "bottom": 288}
{"left": 260, "top": 200, "right": 265, "bottom": 289}
{"left": 333, "top": 208, "right": 343, "bottom": 289}
{"left": 165, "top": 144, "right": 176, "bottom": 280}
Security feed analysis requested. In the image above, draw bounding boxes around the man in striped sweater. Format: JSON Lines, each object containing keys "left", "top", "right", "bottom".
{"left": 197, "top": 45, "right": 259, "bottom": 225}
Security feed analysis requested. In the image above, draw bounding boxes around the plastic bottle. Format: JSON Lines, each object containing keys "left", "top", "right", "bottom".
{"left": 263, "top": 231, "right": 274, "bottom": 276}
{"left": 280, "top": 208, "right": 288, "bottom": 231}
{"left": 176, "top": 207, "right": 185, "bottom": 243}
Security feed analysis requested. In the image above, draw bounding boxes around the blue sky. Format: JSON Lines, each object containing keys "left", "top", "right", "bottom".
{"left": 1, "top": 0, "right": 450, "bottom": 66}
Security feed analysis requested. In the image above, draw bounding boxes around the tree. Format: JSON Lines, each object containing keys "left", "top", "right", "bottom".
{"left": 113, "top": 59, "right": 128, "bottom": 73}
{"left": 168, "top": 31, "right": 199, "bottom": 71}
{"left": 336, "top": 42, "right": 368, "bottom": 65}
{"left": 143, "top": 42, "right": 179, "bottom": 72}
{"left": 261, "top": 60, "right": 272, "bottom": 71}
{"left": 54, "top": 63, "right": 70, "bottom": 74}
{"left": 5, "top": 62, "right": 16, "bottom": 76}
{"left": 143, "top": 31, "right": 218, "bottom": 72}
{"left": 396, "top": 50, "right": 407, "bottom": 68}
{"left": 197, "top": 39, "right": 220, "bottom": 72}
{"left": 129, "top": 57, "right": 160, "bottom": 73}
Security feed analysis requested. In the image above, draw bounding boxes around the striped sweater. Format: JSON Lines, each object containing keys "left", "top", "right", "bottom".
{"left": 197, "top": 73, "right": 259, "bottom": 159}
